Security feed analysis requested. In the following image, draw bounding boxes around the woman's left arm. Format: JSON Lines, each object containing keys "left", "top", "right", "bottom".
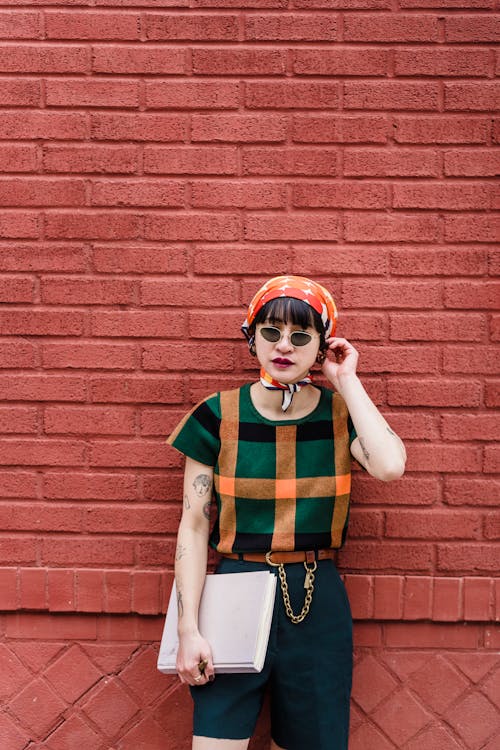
{"left": 322, "top": 337, "right": 407, "bottom": 482}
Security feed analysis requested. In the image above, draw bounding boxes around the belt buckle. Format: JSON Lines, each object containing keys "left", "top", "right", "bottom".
{"left": 265, "top": 550, "right": 280, "bottom": 567}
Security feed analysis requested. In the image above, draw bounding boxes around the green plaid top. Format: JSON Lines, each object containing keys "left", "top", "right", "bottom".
{"left": 167, "top": 383, "right": 356, "bottom": 554}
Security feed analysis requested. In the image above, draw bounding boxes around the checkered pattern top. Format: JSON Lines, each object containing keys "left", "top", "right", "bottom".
{"left": 167, "top": 384, "right": 356, "bottom": 554}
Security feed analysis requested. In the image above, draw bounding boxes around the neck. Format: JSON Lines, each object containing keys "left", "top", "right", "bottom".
{"left": 251, "top": 381, "right": 320, "bottom": 421}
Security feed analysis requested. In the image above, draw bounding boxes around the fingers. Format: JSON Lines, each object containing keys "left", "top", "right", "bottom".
{"left": 177, "top": 658, "right": 215, "bottom": 687}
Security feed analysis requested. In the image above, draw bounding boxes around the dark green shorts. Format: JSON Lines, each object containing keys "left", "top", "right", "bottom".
{"left": 190, "top": 556, "right": 353, "bottom": 750}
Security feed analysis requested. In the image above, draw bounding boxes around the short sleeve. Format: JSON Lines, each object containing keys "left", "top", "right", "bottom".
{"left": 166, "top": 393, "right": 221, "bottom": 467}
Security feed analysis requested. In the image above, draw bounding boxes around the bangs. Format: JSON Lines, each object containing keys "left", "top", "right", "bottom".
{"left": 255, "top": 297, "right": 321, "bottom": 333}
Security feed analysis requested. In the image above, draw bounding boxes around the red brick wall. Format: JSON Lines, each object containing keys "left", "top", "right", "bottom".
{"left": 0, "top": 2, "right": 498, "bottom": 748}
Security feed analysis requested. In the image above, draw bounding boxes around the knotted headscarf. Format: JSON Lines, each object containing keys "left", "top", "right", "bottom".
{"left": 241, "top": 276, "right": 338, "bottom": 411}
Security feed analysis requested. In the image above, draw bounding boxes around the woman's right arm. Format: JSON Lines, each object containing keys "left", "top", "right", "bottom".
{"left": 174, "top": 456, "right": 215, "bottom": 686}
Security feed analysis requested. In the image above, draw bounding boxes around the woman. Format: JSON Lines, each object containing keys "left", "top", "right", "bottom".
{"left": 167, "top": 275, "right": 406, "bottom": 750}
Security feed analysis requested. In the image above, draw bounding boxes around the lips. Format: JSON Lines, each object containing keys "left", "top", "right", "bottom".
{"left": 272, "top": 358, "right": 293, "bottom": 365}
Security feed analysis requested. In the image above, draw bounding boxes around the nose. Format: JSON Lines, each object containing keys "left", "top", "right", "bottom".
{"left": 276, "top": 331, "right": 294, "bottom": 352}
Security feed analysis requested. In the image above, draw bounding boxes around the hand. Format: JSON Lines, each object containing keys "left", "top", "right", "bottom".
{"left": 176, "top": 631, "right": 215, "bottom": 687}
{"left": 321, "top": 337, "right": 359, "bottom": 390}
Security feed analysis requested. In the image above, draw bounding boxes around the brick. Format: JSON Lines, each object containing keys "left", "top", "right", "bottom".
{"left": 145, "top": 13, "right": 238, "bottom": 40}
{"left": 403, "top": 576, "right": 432, "bottom": 620}
{"left": 395, "top": 47, "right": 491, "bottom": 76}
{"left": 1, "top": 471, "right": 38, "bottom": 498}
{"left": 242, "top": 147, "right": 338, "bottom": 176}
{"left": 445, "top": 692, "right": 499, "bottom": 748}
{"left": 93, "top": 245, "right": 187, "bottom": 274}
{"left": 293, "top": 114, "right": 388, "bottom": 143}
{"left": 293, "top": 48, "right": 387, "bottom": 75}
{"left": 0, "top": 244, "right": 87, "bottom": 272}
{"left": 92, "top": 45, "right": 185, "bottom": 74}
{"left": 91, "top": 311, "right": 185, "bottom": 339}
{"left": 445, "top": 14, "right": 500, "bottom": 42}
{"left": 0, "top": 339, "right": 36, "bottom": 369}
{"left": 464, "top": 577, "right": 493, "bottom": 620}
{"left": 90, "top": 376, "right": 183, "bottom": 406}
{"left": 292, "top": 181, "right": 387, "bottom": 209}
{"left": 144, "top": 146, "right": 238, "bottom": 175}
{"left": 443, "top": 346, "right": 498, "bottom": 375}
{"left": 391, "top": 247, "right": 487, "bottom": 276}
{"left": 405, "top": 444, "right": 482, "bottom": 473}
{"left": 0, "top": 44, "right": 88, "bottom": 73}
{"left": 103, "top": 571, "right": 131, "bottom": 613}
{"left": 446, "top": 280, "right": 499, "bottom": 309}
{"left": 43, "top": 144, "right": 138, "bottom": 174}
{"left": 344, "top": 213, "right": 439, "bottom": 243}
{"left": 0, "top": 374, "right": 85, "bottom": 403}
{"left": 82, "top": 678, "right": 139, "bottom": 736}
{"left": 390, "top": 312, "right": 485, "bottom": 341}
{"left": 146, "top": 81, "right": 238, "bottom": 110}
{"left": 84, "top": 505, "right": 178, "bottom": 535}
{"left": 246, "top": 13, "right": 337, "bottom": 41}
{"left": 45, "top": 11, "right": 140, "bottom": 40}
{"left": 0, "top": 503, "right": 82, "bottom": 533}
{"left": 19, "top": 567, "right": 47, "bottom": 609}
{"left": 444, "top": 148, "right": 500, "bottom": 177}
{"left": 337, "top": 542, "right": 433, "bottom": 572}
{"left": 445, "top": 214, "right": 499, "bottom": 243}
{"left": 142, "top": 342, "right": 234, "bottom": 371}
{"left": 438, "top": 544, "right": 498, "bottom": 573}
{"left": 484, "top": 445, "right": 500, "bottom": 473}
{"left": 484, "top": 513, "right": 500, "bottom": 540}
{"left": 45, "top": 211, "right": 141, "bottom": 240}
{"left": 141, "top": 279, "right": 238, "bottom": 307}
{"left": 445, "top": 82, "right": 500, "bottom": 111}
{"left": 345, "top": 508, "right": 383, "bottom": 538}
{"left": 485, "top": 381, "right": 500, "bottom": 408}
{"left": 0, "top": 438, "right": 85, "bottom": 465}
{"left": 145, "top": 213, "right": 239, "bottom": 241}
{"left": 5, "top": 612, "right": 97, "bottom": 640}
{"left": 0, "top": 568, "right": 18, "bottom": 608}
{"left": 0, "top": 538, "right": 37, "bottom": 564}
{"left": 373, "top": 576, "right": 403, "bottom": 619}
{"left": 343, "top": 280, "right": 441, "bottom": 308}
{"left": 0, "top": 405, "right": 37, "bottom": 431}
{"left": 195, "top": 0, "right": 287, "bottom": 5}
{"left": 345, "top": 81, "right": 439, "bottom": 110}
{"left": 90, "top": 178, "right": 184, "bottom": 208}
{"left": 402, "top": 0, "right": 493, "bottom": 5}
{"left": 393, "top": 182, "right": 491, "bottom": 210}
{"left": 344, "top": 575, "right": 373, "bottom": 618}
{"left": 0, "top": 211, "right": 39, "bottom": 238}
{"left": 0, "top": 144, "right": 37, "bottom": 172}
{"left": 394, "top": 116, "right": 489, "bottom": 144}
{"left": 0, "top": 177, "right": 85, "bottom": 207}
{"left": 246, "top": 80, "right": 338, "bottom": 109}
{"left": 344, "top": 13, "right": 439, "bottom": 41}
{"left": 193, "top": 247, "right": 293, "bottom": 276}
{"left": 46, "top": 78, "right": 138, "bottom": 108}
{"left": 132, "top": 571, "right": 161, "bottom": 615}
{"left": 408, "top": 656, "right": 468, "bottom": 717}
{"left": 389, "top": 378, "right": 481, "bottom": 407}
{"left": 192, "top": 48, "right": 286, "bottom": 75}
{"left": 0, "top": 713, "right": 28, "bottom": 750}
{"left": 386, "top": 510, "right": 481, "bottom": 539}
{"left": 0, "top": 308, "right": 84, "bottom": 336}
{"left": 344, "top": 148, "right": 439, "bottom": 177}
{"left": 293, "top": 246, "right": 388, "bottom": 276}
{"left": 245, "top": 213, "right": 339, "bottom": 241}
{"left": 43, "top": 472, "right": 137, "bottom": 501}
{"left": 0, "top": 277, "right": 34, "bottom": 303}
{"left": 192, "top": 114, "right": 287, "bottom": 142}
{"left": 350, "top": 722, "right": 393, "bottom": 750}
{"left": 42, "top": 342, "right": 135, "bottom": 371}
{"left": 444, "top": 477, "right": 499, "bottom": 506}
{"left": 41, "top": 714, "right": 101, "bottom": 749}
{"left": 0, "top": 79, "right": 40, "bottom": 106}
{"left": 42, "top": 537, "right": 135, "bottom": 566}
{"left": 352, "top": 655, "right": 397, "bottom": 712}
{"left": 47, "top": 569, "right": 75, "bottom": 612}
{"left": 0, "top": 111, "right": 87, "bottom": 139}
{"left": 91, "top": 113, "right": 186, "bottom": 142}
{"left": 442, "top": 413, "right": 499, "bottom": 441}
{"left": 191, "top": 181, "right": 286, "bottom": 209}
{"left": 44, "top": 406, "right": 135, "bottom": 435}
{"left": 385, "top": 622, "right": 482, "bottom": 649}
{"left": 9, "top": 677, "right": 67, "bottom": 736}
{"left": 0, "top": 11, "right": 40, "bottom": 38}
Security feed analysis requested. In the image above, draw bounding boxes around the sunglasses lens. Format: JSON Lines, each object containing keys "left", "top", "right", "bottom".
{"left": 260, "top": 326, "right": 281, "bottom": 343}
{"left": 290, "top": 332, "right": 312, "bottom": 346}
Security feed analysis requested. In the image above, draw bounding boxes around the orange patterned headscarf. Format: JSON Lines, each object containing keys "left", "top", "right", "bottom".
{"left": 242, "top": 275, "right": 338, "bottom": 340}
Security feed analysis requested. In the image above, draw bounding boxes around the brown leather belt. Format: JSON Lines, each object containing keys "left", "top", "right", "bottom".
{"left": 221, "top": 549, "right": 336, "bottom": 565}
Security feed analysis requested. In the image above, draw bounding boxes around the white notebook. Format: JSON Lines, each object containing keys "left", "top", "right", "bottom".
{"left": 157, "top": 571, "right": 277, "bottom": 674}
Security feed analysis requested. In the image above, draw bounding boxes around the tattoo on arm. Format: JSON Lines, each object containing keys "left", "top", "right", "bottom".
{"left": 386, "top": 427, "right": 396, "bottom": 437}
{"left": 175, "top": 543, "right": 187, "bottom": 561}
{"left": 359, "top": 438, "right": 370, "bottom": 462}
{"left": 193, "top": 474, "right": 211, "bottom": 497}
{"left": 176, "top": 587, "right": 184, "bottom": 618}
{"left": 183, "top": 493, "right": 190, "bottom": 510}
{"left": 203, "top": 501, "right": 210, "bottom": 520}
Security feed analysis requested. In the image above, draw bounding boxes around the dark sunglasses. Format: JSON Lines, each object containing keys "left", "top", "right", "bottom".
{"left": 258, "top": 326, "right": 317, "bottom": 347}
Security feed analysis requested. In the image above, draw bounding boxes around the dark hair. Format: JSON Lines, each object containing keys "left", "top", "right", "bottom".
{"left": 249, "top": 297, "right": 328, "bottom": 354}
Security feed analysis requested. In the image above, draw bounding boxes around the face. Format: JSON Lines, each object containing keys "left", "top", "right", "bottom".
{"left": 254, "top": 320, "right": 320, "bottom": 383}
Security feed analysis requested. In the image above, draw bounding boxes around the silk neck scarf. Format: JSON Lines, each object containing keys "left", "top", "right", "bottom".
{"left": 259, "top": 367, "right": 313, "bottom": 412}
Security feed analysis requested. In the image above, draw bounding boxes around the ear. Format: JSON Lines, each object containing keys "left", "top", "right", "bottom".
{"left": 316, "top": 350, "right": 327, "bottom": 365}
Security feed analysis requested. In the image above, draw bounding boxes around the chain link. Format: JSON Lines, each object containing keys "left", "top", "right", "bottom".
{"left": 276, "top": 561, "right": 317, "bottom": 624}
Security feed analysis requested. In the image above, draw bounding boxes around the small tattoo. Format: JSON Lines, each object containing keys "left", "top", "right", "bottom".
{"left": 183, "top": 493, "right": 190, "bottom": 510}
{"left": 359, "top": 438, "right": 370, "bottom": 462}
{"left": 176, "top": 588, "right": 184, "bottom": 618}
{"left": 175, "top": 543, "right": 187, "bottom": 561}
{"left": 386, "top": 427, "right": 396, "bottom": 437}
{"left": 193, "top": 474, "right": 211, "bottom": 497}
{"left": 203, "top": 501, "right": 210, "bottom": 520}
